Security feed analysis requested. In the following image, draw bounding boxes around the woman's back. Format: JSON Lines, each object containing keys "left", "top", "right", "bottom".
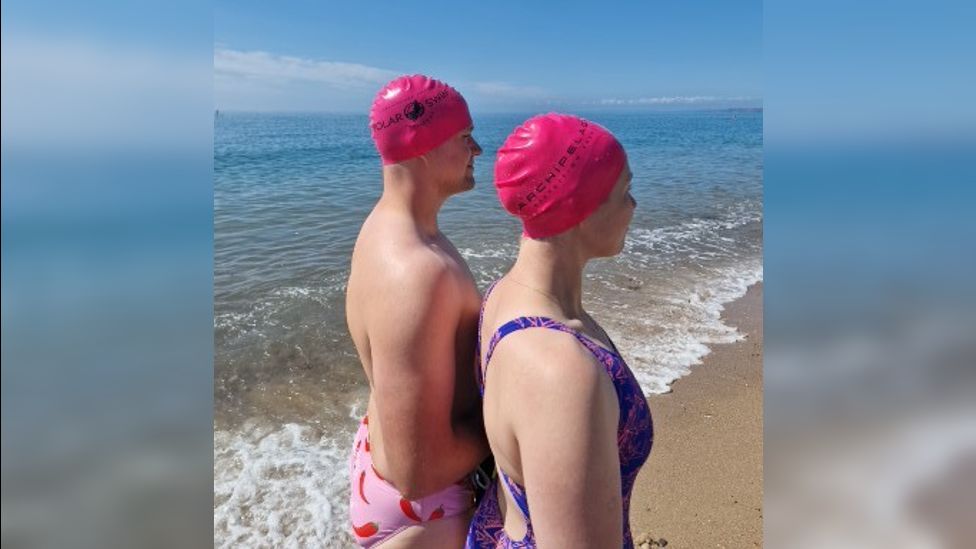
{"left": 467, "top": 279, "right": 653, "bottom": 548}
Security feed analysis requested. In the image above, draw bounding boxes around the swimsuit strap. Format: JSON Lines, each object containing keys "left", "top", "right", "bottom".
{"left": 475, "top": 280, "right": 502, "bottom": 395}
{"left": 477, "top": 280, "right": 502, "bottom": 365}
{"left": 483, "top": 315, "right": 617, "bottom": 374}
{"left": 498, "top": 468, "right": 531, "bottom": 520}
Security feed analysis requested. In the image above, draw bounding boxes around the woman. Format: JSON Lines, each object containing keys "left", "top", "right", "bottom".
{"left": 466, "top": 114, "right": 653, "bottom": 548}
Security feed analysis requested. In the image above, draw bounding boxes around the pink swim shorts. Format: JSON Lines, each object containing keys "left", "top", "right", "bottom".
{"left": 348, "top": 416, "right": 475, "bottom": 547}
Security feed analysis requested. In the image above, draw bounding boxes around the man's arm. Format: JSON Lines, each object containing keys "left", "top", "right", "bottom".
{"left": 369, "top": 254, "right": 489, "bottom": 499}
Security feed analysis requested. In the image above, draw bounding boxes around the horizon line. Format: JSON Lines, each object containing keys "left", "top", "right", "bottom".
{"left": 214, "top": 107, "right": 763, "bottom": 115}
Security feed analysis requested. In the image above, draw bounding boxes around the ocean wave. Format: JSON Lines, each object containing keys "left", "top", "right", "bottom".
{"left": 214, "top": 276, "right": 346, "bottom": 344}
{"left": 604, "top": 258, "right": 763, "bottom": 395}
{"left": 624, "top": 202, "right": 762, "bottom": 268}
{"left": 214, "top": 421, "right": 355, "bottom": 548}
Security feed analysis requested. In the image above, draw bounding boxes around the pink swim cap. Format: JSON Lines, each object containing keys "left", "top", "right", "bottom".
{"left": 495, "top": 113, "right": 626, "bottom": 238}
{"left": 369, "top": 75, "right": 473, "bottom": 165}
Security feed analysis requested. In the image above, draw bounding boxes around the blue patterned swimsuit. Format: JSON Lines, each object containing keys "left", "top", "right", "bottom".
{"left": 466, "top": 281, "right": 654, "bottom": 548}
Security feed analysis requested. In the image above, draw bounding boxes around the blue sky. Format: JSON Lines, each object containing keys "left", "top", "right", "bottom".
{"left": 214, "top": 0, "right": 762, "bottom": 112}
{"left": 764, "top": 0, "right": 976, "bottom": 142}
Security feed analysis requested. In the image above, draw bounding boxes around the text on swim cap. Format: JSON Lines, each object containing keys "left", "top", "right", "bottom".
{"left": 371, "top": 89, "right": 453, "bottom": 131}
{"left": 517, "top": 121, "right": 592, "bottom": 212}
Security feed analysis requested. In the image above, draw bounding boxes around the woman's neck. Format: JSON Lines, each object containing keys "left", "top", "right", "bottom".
{"left": 507, "top": 235, "right": 587, "bottom": 318}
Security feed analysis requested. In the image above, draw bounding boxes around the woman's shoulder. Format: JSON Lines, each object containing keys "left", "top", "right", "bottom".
{"left": 490, "top": 325, "right": 607, "bottom": 394}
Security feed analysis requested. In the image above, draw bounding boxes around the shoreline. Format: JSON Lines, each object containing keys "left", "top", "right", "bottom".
{"left": 631, "top": 282, "right": 763, "bottom": 548}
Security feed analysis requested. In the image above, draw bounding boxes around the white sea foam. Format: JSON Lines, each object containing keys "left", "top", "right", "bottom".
{"left": 214, "top": 421, "right": 356, "bottom": 548}
{"left": 214, "top": 300, "right": 276, "bottom": 339}
{"left": 457, "top": 246, "right": 517, "bottom": 261}
{"left": 273, "top": 283, "right": 348, "bottom": 305}
{"left": 276, "top": 286, "right": 312, "bottom": 298}
{"left": 214, "top": 275, "right": 347, "bottom": 345}
{"left": 623, "top": 204, "right": 762, "bottom": 268}
{"left": 604, "top": 258, "right": 763, "bottom": 395}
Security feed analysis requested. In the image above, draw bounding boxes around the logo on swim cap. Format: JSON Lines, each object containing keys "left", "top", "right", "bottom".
{"left": 369, "top": 74, "right": 472, "bottom": 164}
{"left": 404, "top": 101, "right": 425, "bottom": 121}
{"left": 495, "top": 113, "right": 626, "bottom": 239}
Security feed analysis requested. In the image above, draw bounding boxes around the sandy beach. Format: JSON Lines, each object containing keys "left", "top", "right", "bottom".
{"left": 630, "top": 283, "right": 763, "bottom": 549}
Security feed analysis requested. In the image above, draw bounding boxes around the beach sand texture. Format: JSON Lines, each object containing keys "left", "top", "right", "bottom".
{"left": 631, "top": 283, "right": 763, "bottom": 549}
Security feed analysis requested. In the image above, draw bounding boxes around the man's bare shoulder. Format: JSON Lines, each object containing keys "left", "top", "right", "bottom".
{"left": 351, "top": 241, "right": 455, "bottom": 317}
{"left": 357, "top": 209, "right": 435, "bottom": 257}
{"left": 365, "top": 229, "right": 447, "bottom": 275}
{"left": 356, "top": 245, "right": 460, "bottom": 360}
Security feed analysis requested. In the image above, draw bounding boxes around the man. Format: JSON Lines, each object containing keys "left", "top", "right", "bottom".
{"left": 346, "top": 74, "right": 489, "bottom": 548}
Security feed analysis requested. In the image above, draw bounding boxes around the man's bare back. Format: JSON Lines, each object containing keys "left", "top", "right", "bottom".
{"left": 347, "top": 202, "right": 484, "bottom": 486}
{"left": 347, "top": 74, "right": 486, "bottom": 548}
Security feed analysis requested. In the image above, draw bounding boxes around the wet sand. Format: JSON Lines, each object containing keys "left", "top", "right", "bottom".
{"left": 630, "top": 283, "right": 763, "bottom": 548}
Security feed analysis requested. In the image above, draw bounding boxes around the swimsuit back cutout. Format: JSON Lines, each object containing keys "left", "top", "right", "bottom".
{"left": 468, "top": 280, "right": 653, "bottom": 548}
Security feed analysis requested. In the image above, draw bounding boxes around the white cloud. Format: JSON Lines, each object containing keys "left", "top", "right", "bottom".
{"left": 212, "top": 48, "right": 759, "bottom": 112}
{"left": 214, "top": 48, "right": 397, "bottom": 89}
{"left": 213, "top": 48, "right": 552, "bottom": 111}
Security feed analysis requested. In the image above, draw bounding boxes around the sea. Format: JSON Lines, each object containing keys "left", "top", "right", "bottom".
{"left": 213, "top": 110, "right": 763, "bottom": 547}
